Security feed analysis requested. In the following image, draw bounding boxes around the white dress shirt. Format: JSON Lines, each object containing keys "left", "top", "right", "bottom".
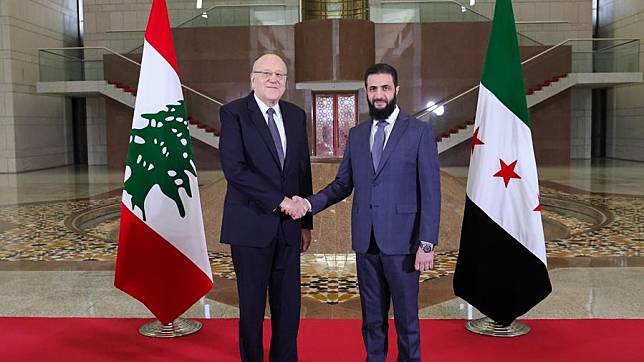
{"left": 303, "top": 106, "right": 402, "bottom": 214}
{"left": 254, "top": 93, "right": 287, "bottom": 154}
{"left": 369, "top": 105, "right": 400, "bottom": 150}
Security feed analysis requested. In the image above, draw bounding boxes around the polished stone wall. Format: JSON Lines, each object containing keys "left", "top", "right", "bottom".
{"left": 571, "top": 88, "right": 592, "bottom": 159}
{"left": 599, "top": 0, "right": 644, "bottom": 161}
{"left": 0, "top": 0, "right": 79, "bottom": 172}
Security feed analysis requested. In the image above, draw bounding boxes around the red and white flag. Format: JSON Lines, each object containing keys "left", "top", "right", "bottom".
{"left": 114, "top": 0, "right": 213, "bottom": 324}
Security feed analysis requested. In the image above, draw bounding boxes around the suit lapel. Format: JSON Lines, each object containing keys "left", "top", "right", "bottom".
{"left": 246, "top": 93, "right": 282, "bottom": 170}
{"left": 374, "top": 112, "right": 410, "bottom": 177}
{"left": 357, "top": 120, "right": 375, "bottom": 179}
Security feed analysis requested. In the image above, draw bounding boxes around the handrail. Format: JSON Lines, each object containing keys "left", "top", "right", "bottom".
{"left": 515, "top": 21, "right": 569, "bottom": 24}
{"left": 594, "top": 38, "right": 640, "bottom": 53}
{"left": 521, "top": 38, "right": 637, "bottom": 65}
{"left": 38, "top": 46, "right": 225, "bottom": 106}
{"left": 39, "top": 46, "right": 141, "bottom": 66}
{"left": 39, "top": 49, "right": 87, "bottom": 62}
{"left": 379, "top": 0, "right": 543, "bottom": 45}
{"left": 381, "top": 0, "right": 489, "bottom": 20}
{"left": 414, "top": 37, "right": 640, "bottom": 119}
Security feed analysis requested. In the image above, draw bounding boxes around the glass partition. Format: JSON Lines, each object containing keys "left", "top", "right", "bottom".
{"left": 415, "top": 38, "right": 641, "bottom": 139}
{"left": 38, "top": 47, "right": 224, "bottom": 135}
{"left": 371, "top": 0, "right": 543, "bottom": 46}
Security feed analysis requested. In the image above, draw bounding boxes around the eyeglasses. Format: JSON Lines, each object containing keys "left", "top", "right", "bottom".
{"left": 252, "top": 70, "right": 287, "bottom": 81}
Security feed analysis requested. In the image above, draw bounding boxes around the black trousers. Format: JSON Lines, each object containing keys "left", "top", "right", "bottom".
{"left": 231, "top": 233, "right": 301, "bottom": 362}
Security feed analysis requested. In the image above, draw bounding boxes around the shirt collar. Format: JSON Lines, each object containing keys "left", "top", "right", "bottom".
{"left": 372, "top": 105, "right": 400, "bottom": 126}
{"left": 254, "top": 93, "right": 281, "bottom": 119}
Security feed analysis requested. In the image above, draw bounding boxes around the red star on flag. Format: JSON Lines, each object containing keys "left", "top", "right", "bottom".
{"left": 534, "top": 195, "right": 542, "bottom": 211}
{"left": 493, "top": 159, "right": 521, "bottom": 187}
{"left": 471, "top": 126, "right": 484, "bottom": 154}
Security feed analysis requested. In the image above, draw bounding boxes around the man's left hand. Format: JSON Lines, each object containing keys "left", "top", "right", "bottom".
{"left": 301, "top": 229, "right": 312, "bottom": 253}
{"left": 415, "top": 248, "right": 434, "bottom": 272}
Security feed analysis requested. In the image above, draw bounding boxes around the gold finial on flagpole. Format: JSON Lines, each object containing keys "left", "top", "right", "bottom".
{"left": 139, "top": 318, "right": 202, "bottom": 338}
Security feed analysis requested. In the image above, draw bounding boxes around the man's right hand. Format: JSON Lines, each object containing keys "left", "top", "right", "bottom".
{"left": 414, "top": 248, "right": 435, "bottom": 272}
{"left": 280, "top": 196, "right": 309, "bottom": 219}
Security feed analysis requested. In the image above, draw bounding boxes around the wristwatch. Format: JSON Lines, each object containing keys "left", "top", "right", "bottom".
{"left": 419, "top": 241, "right": 434, "bottom": 253}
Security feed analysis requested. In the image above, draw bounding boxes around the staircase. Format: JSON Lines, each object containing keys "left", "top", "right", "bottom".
{"left": 36, "top": 47, "right": 221, "bottom": 149}
{"left": 421, "top": 38, "right": 644, "bottom": 154}
{"left": 38, "top": 38, "right": 641, "bottom": 156}
{"left": 38, "top": 79, "right": 219, "bottom": 149}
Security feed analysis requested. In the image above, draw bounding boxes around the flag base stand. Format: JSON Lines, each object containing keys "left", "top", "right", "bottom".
{"left": 139, "top": 318, "right": 202, "bottom": 338}
{"left": 465, "top": 317, "right": 530, "bottom": 337}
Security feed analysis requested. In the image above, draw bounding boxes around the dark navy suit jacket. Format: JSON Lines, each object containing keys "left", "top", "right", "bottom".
{"left": 309, "top": 111, "right": 440, "bottom": 254}
{"left": 219, "top": 92, "right": 313, "bottom": 247}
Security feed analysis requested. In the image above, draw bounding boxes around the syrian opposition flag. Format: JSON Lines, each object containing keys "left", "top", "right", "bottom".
{"left": 114, "top": 0, "right": 213, "bottom": 325}
{"left": 452, "top": 0, "right": 552, "bottom": 326}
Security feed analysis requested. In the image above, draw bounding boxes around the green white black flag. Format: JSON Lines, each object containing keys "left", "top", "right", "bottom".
{"left": 453, "top": 0, "right": 552, "bottom": 326}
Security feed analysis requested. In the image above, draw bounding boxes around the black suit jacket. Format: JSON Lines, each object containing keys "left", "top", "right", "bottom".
{"left": 219, "top": 92, "right": 313, "bottom": 247}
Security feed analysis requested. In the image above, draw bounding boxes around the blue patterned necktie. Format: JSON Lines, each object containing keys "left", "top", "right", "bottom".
{"left": 371, "top": 120, "right": 388, "bottom": 171}
{"left": 266, "top": 108, "right": 285, "bottom": 170}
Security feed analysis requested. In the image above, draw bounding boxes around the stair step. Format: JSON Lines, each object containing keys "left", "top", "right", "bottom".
{"left": 186, "top": 116, "right": 219, "bottom": 135}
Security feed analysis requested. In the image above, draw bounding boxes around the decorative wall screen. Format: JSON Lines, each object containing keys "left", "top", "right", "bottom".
{"left": 314, "top": 93, "right": 357, "bottom": 157}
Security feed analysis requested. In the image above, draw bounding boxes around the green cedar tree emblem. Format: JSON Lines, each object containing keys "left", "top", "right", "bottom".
{"left": 124, "top": 101, "right": 196, "bottom": 221}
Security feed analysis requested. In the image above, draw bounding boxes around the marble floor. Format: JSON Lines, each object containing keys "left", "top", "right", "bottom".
{"left": 0, "top": 159, "right": 643, "bottom": 321}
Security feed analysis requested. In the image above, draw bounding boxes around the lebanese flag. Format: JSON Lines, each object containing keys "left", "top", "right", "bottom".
{"left": 453, "top": 0, "right": 552, "bottom": 326}
{"left": 114, "top": 0, "right": 213, "bottom": 325}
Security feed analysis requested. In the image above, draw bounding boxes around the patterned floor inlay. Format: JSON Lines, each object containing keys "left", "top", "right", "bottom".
{"left": 541, "top": 209, "right": 594, "bottom": 236}
{"left": 0, "top": 197, "right": 121, "bottom": 261}
{"left": 541, "top": 188, "right": 643, "bottom": 257}
{"left": 0, "top": 186, "right": 642, "bottom": 303}
{"left": 209, "top": 250, "right": 457, "bottom": 304}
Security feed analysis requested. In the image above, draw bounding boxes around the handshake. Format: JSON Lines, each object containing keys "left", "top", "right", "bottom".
{"left": 279, "top": 195, "right": 310, "bottom": 219}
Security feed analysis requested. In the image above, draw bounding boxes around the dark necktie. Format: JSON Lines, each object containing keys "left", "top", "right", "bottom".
{"left": 371, "top": 120, "right": 388, "bottom": 171}
{"left": 266, "top": 108, "right": 285, "bottom": 170}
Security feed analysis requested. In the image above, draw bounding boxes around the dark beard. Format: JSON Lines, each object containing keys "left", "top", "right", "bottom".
{"left": 368, "top": 96, "right": 397, "bottom": 120}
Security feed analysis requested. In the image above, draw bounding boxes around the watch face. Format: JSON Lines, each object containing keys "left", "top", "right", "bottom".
{"left": 422, "top": 244, "right": 433, "bottom": 253}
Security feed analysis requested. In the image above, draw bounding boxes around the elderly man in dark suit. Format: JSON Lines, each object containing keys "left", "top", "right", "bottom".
{"left": 218, "top": 53, "right": 312, "bottom": 362}
{"left": 289, "top": 63, "right": 441, "bottom": 362}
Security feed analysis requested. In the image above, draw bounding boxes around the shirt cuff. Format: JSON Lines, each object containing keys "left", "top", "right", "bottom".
{"left": 304, "top": 198, "right": 312, "bottom": 213}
